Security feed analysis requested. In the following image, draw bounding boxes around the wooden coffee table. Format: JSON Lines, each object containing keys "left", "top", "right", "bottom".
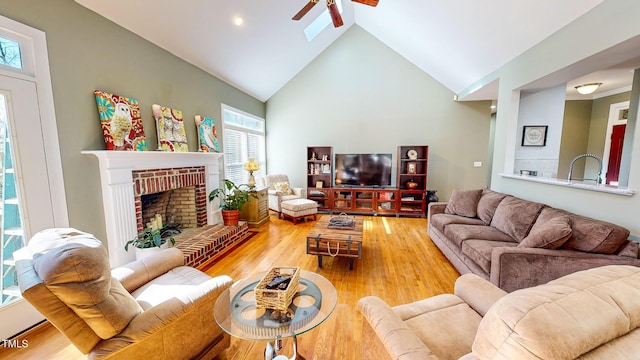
{"left": 306, "top": 215, "right": 363, "bottom": 270}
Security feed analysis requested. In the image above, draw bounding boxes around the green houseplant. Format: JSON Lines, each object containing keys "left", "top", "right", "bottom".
{"left": 209, "top": 179, "right": 256, "bottom": 226}
{"left": 125, "top": 228, "right": 175, "bottom": 259}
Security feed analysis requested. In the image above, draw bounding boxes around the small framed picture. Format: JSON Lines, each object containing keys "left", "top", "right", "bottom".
{"left": 407, "top": 162, "right": 417, "bottom": 174}
{"left": 316, "top": 181, "right": 323, "bottom": 188}
{"left": 322, "top": 164, "right": 331, "bottom": 174}
{"left": 522, "top": 125, "right": 548, "bottom": 146}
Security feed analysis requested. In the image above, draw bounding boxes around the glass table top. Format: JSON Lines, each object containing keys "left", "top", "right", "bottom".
{"left": 214, "top": 270, "right": 337, "bottom": 341}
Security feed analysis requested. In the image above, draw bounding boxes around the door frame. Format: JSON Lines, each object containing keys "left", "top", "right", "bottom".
{"left": 0, "top": 14, "right": 68, "bottom": 340}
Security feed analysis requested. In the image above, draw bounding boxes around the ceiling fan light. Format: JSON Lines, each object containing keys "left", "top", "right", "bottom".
{"left": 575, "top": 83, "right": 602, "bottom": 95}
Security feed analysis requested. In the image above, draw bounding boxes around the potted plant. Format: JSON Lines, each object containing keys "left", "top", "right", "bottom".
{"left": 125, "top": 228, "right": 175, "bottom": 260}
{"left": 209, "top": 179, "right": 256, "bottom": 226}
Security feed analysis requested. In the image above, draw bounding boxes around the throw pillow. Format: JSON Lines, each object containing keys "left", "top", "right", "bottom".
{"left": 519, "top": 216, "right": 572, "bottom": 249}
{"left": 476, "top": 189, "right": 508, "bottom": 225}
{"left": 274, "top": 182, "right": 293, "bottom": 195}
{"left": 490, "top": 196, "right": 545, "bottom": 241}
{"left": 444, "top": 189, "right": 483, "bottom": 218}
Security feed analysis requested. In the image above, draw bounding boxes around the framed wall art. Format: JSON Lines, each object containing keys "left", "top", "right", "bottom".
{"left": 522, "top": 125, "right": 548, "bottom": 146}
{"left": 194, "top": 115, "right": 220, "bottom": 152}
{"left": 94, "top": 90, "right": 148, "bottom": 151}
{"left": 152, "top": 104, "right": 188, "bottom": 152}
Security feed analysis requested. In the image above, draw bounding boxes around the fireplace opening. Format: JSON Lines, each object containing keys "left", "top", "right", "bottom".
{"left": 133, "top": 166, "right": 208, "bottom": 234}
{"left": 140, "top": 187, "right": 197, "bottom": 235}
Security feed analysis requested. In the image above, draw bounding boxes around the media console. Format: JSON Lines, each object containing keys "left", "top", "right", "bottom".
{"left": 306, "top": 146, "right": 428, "bottom": 217}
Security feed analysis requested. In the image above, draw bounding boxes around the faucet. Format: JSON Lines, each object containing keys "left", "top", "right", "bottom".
{"left": 568, "top": 153, "right": 603, "bottom": 184}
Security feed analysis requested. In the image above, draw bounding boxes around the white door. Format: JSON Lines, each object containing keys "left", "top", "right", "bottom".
{"left": 0, "top": 74, "right": 57, "bottom": 340}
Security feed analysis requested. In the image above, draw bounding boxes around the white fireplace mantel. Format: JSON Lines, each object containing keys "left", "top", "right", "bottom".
{"left": 82, "top": 150, "right": 223, "bottom": 267}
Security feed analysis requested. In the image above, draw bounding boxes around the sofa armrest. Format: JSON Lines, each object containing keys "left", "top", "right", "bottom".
{"left": 427, "top": 202, "right": 447, "bottom": 223}
{"left": 112, "top": 247, "right": 185, "bottom": 293}
{"left": 490, "top": 246, "right": 640, "bottom": 292}
{"left": 91, "top": 274, "right": 232, "bottom": 358}
{"left": 454, "top": 274, "right": 506, "bottom": 316}
{"left": 358, "top": 296, "right": 439, "bottom": 360}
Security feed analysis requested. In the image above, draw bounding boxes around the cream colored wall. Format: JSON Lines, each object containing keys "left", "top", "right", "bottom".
{"left": 491, "top": 0, "right": 640, "bottom": 237}
{"left": 266, "top": 26, "right": 492, "bottom": 201}
{"left": 0, "top": 0, "right": 265, "bottom": 245}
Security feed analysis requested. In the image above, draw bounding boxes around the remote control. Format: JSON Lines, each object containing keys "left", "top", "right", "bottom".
{"left": 266, "top": 275, "right": 291, "bottom": 289}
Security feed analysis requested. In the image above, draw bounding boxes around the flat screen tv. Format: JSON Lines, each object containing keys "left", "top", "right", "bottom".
{"left": 334, "top": 153, "right": 392, "bottom": 187}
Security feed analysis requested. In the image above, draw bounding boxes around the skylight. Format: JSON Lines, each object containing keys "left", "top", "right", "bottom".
{"left": 304, "top": 0, "right": 343, "bottom": 42}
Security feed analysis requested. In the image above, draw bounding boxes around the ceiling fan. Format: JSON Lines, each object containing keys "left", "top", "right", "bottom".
{"left": 292, "top": 0, "right": 379, "bottom": 28}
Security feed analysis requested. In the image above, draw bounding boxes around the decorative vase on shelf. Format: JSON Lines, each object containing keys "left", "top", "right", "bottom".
{"left": 406, "top": 180, "right": 419, "bottom": 190}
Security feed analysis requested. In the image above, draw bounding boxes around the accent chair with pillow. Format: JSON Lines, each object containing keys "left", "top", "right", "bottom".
{"left": 262, "top": 174, "right": 306, "bottom": 217}
{"left": 14, "top": 228, "right": 232, "bottom": 360}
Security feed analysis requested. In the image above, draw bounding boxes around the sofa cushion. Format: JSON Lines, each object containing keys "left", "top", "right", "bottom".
{"left": 561, "top": 213, "right": 630, "bottom": 255}
{"left": 430, "top": 214, "right": 486, "bottom": 234}
{"left": 445, "top": 189, "right": 483, "bottom": 218}
{"left": 490, "top": 196, "right": 545, "bottom": 242}
{"left": 472, "top": 265, "right": 640, "bottom": 359}
{"left": 394, "top": 294, "right": 483, "bottom": 360}
{"left": 462, "top": 240, "right": 518, "bottom": 274}
{"left": 444, "top": 224, "right": 516, "bottom": 248}
{"left": 617, "top": 240, "right": 639, "bottom": 258}
{"left": 476, "top": 189, "right": 508, "bottom": 225}
{"left": 518, "top": 215, "right": 572, "bottom": 249}
{"left": 32, "top": 238, "right": 143, "bottom": 339}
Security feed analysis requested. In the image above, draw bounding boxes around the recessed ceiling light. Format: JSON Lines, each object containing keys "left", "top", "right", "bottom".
{"left": 234, "top": 17, "right": 244, "bottom": 26}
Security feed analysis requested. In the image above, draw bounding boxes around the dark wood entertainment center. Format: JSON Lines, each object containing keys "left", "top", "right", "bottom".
{"left": 306, "top": 145, "right": 428, "bottom": 217}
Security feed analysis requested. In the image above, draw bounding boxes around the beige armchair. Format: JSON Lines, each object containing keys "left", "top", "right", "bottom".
{"left": 15, "top": 228, "right": 232, "bottom": 360}
{"left": 359, "top": 265, "right": 640, "bottom": 359}
{"left": 262, "top": 174, "right": 306, "bottom": 217}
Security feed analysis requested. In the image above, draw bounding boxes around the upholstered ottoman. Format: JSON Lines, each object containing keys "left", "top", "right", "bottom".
{"left": 280, "top": 198, "right": 318, "bottom": 224}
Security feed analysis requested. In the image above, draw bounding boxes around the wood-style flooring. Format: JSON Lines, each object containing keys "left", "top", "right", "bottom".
{"left": 0, "top": 214, "right": 460, "bottom": 360}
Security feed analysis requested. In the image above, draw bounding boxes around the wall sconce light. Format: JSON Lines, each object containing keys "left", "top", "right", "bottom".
{"left": 575, "top": 83, "right": 602, "bottom": 95}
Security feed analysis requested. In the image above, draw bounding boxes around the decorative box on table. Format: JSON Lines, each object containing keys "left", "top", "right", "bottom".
{"left": 254, "top": 266, "right": 300, "bottom": 311}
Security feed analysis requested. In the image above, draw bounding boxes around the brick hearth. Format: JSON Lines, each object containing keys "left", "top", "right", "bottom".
{"left": 173, "top": 223, "right": 250, "bottom": 268}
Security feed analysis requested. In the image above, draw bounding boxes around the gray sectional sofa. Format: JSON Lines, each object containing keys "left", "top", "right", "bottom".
{"left": 428, "top": 188, "right": 640, "bottom": 292}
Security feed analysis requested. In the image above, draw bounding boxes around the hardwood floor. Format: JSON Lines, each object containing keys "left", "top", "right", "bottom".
{"left": 0, "top": 214, "right": 460, "bottom": 359}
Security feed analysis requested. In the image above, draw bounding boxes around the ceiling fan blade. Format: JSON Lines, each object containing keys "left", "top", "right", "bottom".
{"left": 352, "top": 0, "right": 379, "bottom": 6}
{"left": 292, "top": 0, "right": 319, "bottom": 20}
{"left": 327, "top": 0, "right": 344, "bottom": 27}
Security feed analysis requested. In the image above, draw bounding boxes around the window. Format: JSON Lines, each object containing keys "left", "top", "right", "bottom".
{"left": 222, "top": 104, "right": 265, "bottom": 186}
{"left": 304, "top": 0, "right": 342, "bottom": 42}
{"left": 0, "top": 36, "right": 22, "bottom": 69}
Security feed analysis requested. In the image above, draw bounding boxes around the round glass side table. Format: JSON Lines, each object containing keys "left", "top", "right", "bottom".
{"left": 214, "top": 270, "right": 337, "bottom": 360}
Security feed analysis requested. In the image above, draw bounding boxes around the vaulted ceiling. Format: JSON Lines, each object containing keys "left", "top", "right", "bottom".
{"left": 76, "top": 0, "right": 605, "bottom": 102}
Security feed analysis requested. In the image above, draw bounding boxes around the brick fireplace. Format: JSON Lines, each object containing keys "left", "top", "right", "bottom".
{"left": 133, "top": 166, "right": 207, "bottom": 233}
{"left": 83, "top": 151, "right": 224, "bottom": 267}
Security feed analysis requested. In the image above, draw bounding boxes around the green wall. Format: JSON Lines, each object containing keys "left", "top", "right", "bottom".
{"left": 558, "top": 100, "right": 592, "bottom": 179}
{"left": 266, "top": 25, "right": 492, "bottom": 200}
{"left": 0, "top": 0, "right": 265, "bottom": 245}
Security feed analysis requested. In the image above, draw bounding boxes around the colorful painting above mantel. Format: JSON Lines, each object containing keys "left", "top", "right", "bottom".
{"left": 95, "top": 90, "right": 148, "bottom": 151}
{"left": 195, "top": 115, "right": 220, "bottom": 152}
{"left": 153, "top": 104, "right": 188, "bottom": 152}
